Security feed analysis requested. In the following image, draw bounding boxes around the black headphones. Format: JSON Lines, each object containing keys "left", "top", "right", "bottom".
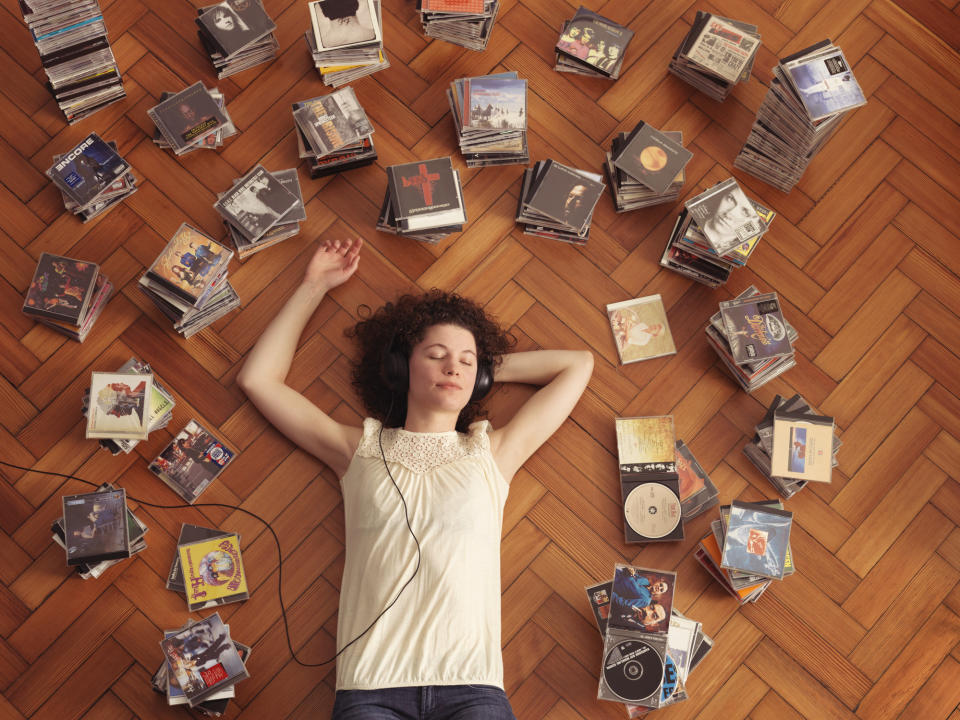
{"left": 382, "top": 335, "right": 494, "bottom": 403}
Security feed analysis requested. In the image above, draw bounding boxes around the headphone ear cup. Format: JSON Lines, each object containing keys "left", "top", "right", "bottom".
{"left": 470, "top": 359, "right": 494, "bottom": 402}
{"left": 382, "top": 350, "right": 409, "bottom": 394}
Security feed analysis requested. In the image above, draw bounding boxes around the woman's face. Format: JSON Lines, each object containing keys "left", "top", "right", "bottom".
{"left": 406, "top": 323, "right": 478, "bottom": 415}
{"left": 710, "top": 192, "right": 750, "bottom": 237}
{"left": 214, "top": 11, "right": 235, "bottom": 31}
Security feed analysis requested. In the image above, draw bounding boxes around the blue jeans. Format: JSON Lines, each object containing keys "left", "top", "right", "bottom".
{"left": 332, "top": 684, "right": 516, "bottom": 720}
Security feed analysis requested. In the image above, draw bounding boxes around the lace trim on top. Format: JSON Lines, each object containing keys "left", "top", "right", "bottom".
{"left": 355, "top": 418, "right": 491, "bottom": 474}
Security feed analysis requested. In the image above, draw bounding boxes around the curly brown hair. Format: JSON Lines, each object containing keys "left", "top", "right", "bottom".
{"left": 347, "top": 289, "right": 513, "bottom": 432}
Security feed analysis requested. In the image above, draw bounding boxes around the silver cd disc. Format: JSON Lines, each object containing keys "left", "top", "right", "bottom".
{"left": 624, "top": 482, "right": 681, "bottom": 539}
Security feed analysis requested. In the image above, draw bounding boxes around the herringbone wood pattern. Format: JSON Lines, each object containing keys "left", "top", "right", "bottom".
{"left": 1, "top": 0, "right": 959, "bottom": 718}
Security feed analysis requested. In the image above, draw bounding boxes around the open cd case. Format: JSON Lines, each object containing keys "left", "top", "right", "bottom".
{"left": 598, "top": 564, "right": 677, "bottom": 708}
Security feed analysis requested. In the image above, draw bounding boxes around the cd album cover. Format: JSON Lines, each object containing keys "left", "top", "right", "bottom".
{"left": 719, "top": 292, "right": 793, "bottom": 365}
{"left": 615, "top": 416, "right": 677, "bottom": 478}
{"left": 613, "top": 123, "right": 692, "bottom": 195}
{"left": 178, "top": 533, "right": 248, "bottom": 611}
{"left": 784, "top": 48, "right": 866, "bottom": 121}
{"left": 608, "top": 565, "right": 676, "bottom": 635}
{"left": 197, "top": 0, "right": 276, "bottom": 58}
{"left": 387, "top": 157, "right": 459, "bottom": 219}
{"left": 686, "top": 15, "right": 759, "bottom": 83}
{"left": 167, "top": 523, "right": 235, "bottom": 593}
{"left": 148, "top": 419, "right": 236, "bottom": 503}
{"left": 23, "top": 253, "right": 100, "bottom": 325}
{"left": 622, "top": 477, "right": 684, "bottom": 543}
{"left": 557, "top": 7, "right": 634, "bottom": 76}
{"left": 85, "top": 372, "right": 154, "bottom": 440}
{"left": 675, "top": 440, "right": 719, "bottom": 516}
{"left": 160, "top": 613, "right": 249, "bottom": 707}
{"left": 524, "top": 161, "right": 605, "bottom": 232}
{"left": 309, "top": 0, "right": 381, "bottom": 51}
{"left": 293, "top": 91, "right": 365, "bottom": 156}
{"left": 61, "top": 488, "right": 130, "bottom": 566}
{"left": 462, "top": 75, "right": 527, "bottom": 131}
{"left": 215, "top": 165, "right": 299, "bottom": 241}
{"left": 148, "top": 82, "right": 229, "bottom": 152}
{"left": 586, "top": 580, "right": 613, "bottom": 635}
{"left": 685, "top": 178, "right": 763, "bottom": 256}
{"left": 720, "top": 501, "right": 793, "bottom": 580}
{"left": 770, "top": 411, "right": 835, "bottom": 483}
{"left": 606, "top": 294, "right": 677, "bottom": 364}
{"left": 147, "top": 223, "right": 231, "bottom": 303}
{"left": 46, "top": 132, "right": 129, "bottom": 208}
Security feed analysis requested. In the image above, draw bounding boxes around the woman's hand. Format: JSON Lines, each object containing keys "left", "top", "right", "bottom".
{"left": 303, "top": 238, "right": 362, "bottom": 294}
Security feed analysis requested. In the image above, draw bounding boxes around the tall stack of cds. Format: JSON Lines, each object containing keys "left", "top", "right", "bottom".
{"left": 516, "top": 160, "right": 605, "bottom": 245}
{"left": 139, "top": 223, "right": 240, "bottom": 338}
{"left": 46, "top": 133, "right": 136, "bottom": 223}
{"left": 668, "top": 12, "right": 760, "bottom": 101}
{"left": 743, "top": 394, "right": 839, "bottom": 498}
{"left": 603, "top": 122, "right": 691, "bottom": 212}
{"left": 377, "top": 158, "right": 466, "bottom": 242}
{"left": 305, "top": 0, "right": 388, "bottom": 87}
{"left": 292, "top": 87, "right": 378, "bottom": 179}
{"left": 735, "top": 41, "right": 866, "bottom": 192}
{"left": 20, "top": 0, "right": 126, "bottom": 123}
{"left": 555, "top": 6, "right": 633, "bottom": 80}
{"left": 218, "top": 166, "right": 306, "bottom": 259}
{"left": 149, "top": 82, "right": 239, "bottom": 156}
{"left": 447, "top": 73, "right": 528, "bottom": 167}
{"left": 419, "top": 0, "right": 500, "bottom": 51}
{"left": 196, "top": 0, "right": 278, "bottom": 79}
{"left": 23, "top": 252, "right": 112, "bottom": 342}
{"left": 705, "top": 287, "right": 796, "bottom": 392}
{"left": 660, "top": 179, "right": 775, "bottom": 288}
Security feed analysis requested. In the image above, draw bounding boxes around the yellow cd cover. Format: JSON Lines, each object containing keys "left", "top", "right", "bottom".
{"left": 178, "top": 534, "right": 248, "bottom": 611}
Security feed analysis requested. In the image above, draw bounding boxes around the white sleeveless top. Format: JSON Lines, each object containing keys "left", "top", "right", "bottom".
{"left": 335, "top": 418, "right": 510, "bottom": 691}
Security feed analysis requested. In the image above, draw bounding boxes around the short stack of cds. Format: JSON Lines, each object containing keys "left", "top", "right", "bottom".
{"left": 148, "top": 82, "right": 239, "bottom": 156}
{"left": 19, "top": 0, "right": 126, "bottom": 123}
{"left": 705, "top": 287, "right": 796, "bottom": 392}
{"left": 419, "top": 0, "right": 499, "bottom": 51}
{"left": 293, "top": 87, "right": 378, "bottom": 179}
{"left": 154, "top": 614, "right": 250, "bottom": 714}
{"left": 139, "top": 223, "right": 240, "bottom": 338}
{"left": 516, "top": 160, "right": 605, "bottom": 245}
{"left": 696, "top": 500, "right": 794, "bottom": 604}
{"left": 660, "top": 178, "right": 775, "bottom": 288}
{"left": 587, "top": 572, "right": 714, "bottom": 713}
{"left": 196, "top": 0, "right": 278, "bottom": 79}
{"left": 555, "top": 6, "right": 633, "bottom": 80}
{"left": 735, "top": 40, "right": 866, "bottom": 193}
{"left": 46, "top": 133, "right": 136, "bottom": 223}
{"left": 219, "top": 167, "right": 305, "bottom": 259}
{"left": 83, "top": 357, "right": 175, "bottom": 456}
{"left": 23, "top": 252, "right": 113, "bottom": 343}
{"left": 668, "top": 12, "right": 760, "bottom": 101}
{"left": 743, "top": 394, "right": 839, "bottom": 498}
{"left": 603, "top": 122, "right": 691, "bottom": 212}
{"left": 447, "top": 72, "right": 528, "bottom": 167}
{"left": 53, "top": 484, "right": 146, "bottom": 579}
{"left": 305, "top": 0, "right": 389, "bottom": 87}
{"left": 377, "top": 157, "right": 466, "bottom": 243}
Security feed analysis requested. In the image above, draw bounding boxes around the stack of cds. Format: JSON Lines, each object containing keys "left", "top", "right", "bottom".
{"left": 705, "top": 287, "right": 796, "bottom": 392}
{"left": 419, "top": 0, "right": 500, "bottom": 51}
{"left": 46, "top": 133, "right": 135, "bottom": 223}
{"left": 139, "top": 223, "right": 240, "bottom": 338}
{"left": 154, "top": 614, "right": 250, "bottom": 714}
{"left": 587, "top": 572, "right": 713, "bottom": 713}
{"left": 377, "top": 157, "right": 466, "bottom": 242}
{"left": 668, "top": 12, "right": 760, "bottom": 101}
{"left": 603, "top": 122, "right": 691, "bottom": 212}
{"left": 23, "top": 253, "right": 112, "bottom": 343}
{"left": 53, "top": 484, "right": 146, "bottom": 579}
{"left": 661, "top": 179, "right": 775, "bottom": 287}
{"left": 735, "top": 41, "right": 866, "bottom": 193}
{"left": 743, "top": 394, "right": 839, "bottom": 498}
{"left": 148, "top": 82, "right": 239, "bottom": 156}
{"left": 83, "top": 357, "right": 175, "bottom": 456}
{"left": 447, "top": 72, "right": 528, "bottom": 167}
{"left": 196, "top": 0, "right": 278, "bottom": 79}
{"left": 293, "top": 87, "right": 378, "bottom": 179}
{"left": 555, "top": 6, "right": 633, "bottom": 79}
{"left": 516, "top": 160, "right": 605, "bottom": 245}
{"left": 305, "top": 0, "right": 388, "bottom": 87}
{"left": 696, "top": 500, "right": 794, "bottom": 604}
{"left": 19, "top": 0, "right": 125, "bottom": 123}
{"left": 219, "top": 167, "right": 305, "bottom": 259}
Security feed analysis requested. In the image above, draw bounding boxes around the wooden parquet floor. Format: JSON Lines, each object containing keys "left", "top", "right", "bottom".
{"left": 1, "top": 0, "right": 959, "bottom": 718}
